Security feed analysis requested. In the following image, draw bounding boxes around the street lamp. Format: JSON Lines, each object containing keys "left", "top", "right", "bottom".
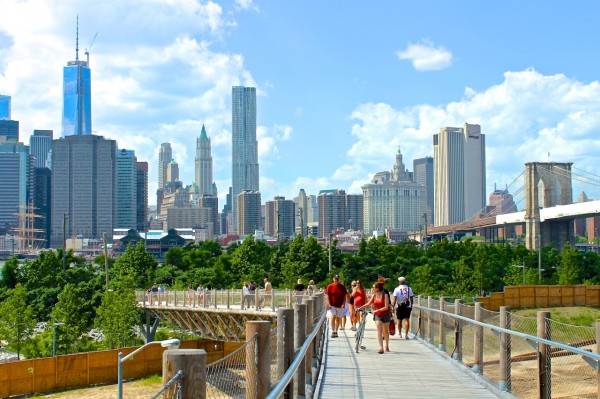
{"left": 328, "top": 233, "right": 333, "bottom": 273}
{"left": 538, "top": 234, "right": 542, "bottom": 284}
{"left": 511, "top": 263, "right": 526, "bottom": 285}
{"left": 422, "top": 213, "right": 428, "bottom": 251}
{"left": 52, "top": 320, "right": 65, "bottom": 357}
{"left": 117, "top": 338, "right": 180, "bottom": 399}
{"left": 102, "top": 232, "right": 109, "bottom": 292}
{"left": 62, "top": 213, "right": 69, "bottom": 270}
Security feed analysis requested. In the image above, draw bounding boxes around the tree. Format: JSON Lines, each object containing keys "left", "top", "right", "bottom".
{"left": 50, "top": 283, "right": 89, "bottom": 354}
{"left": 557, "top": 243, "right": 580, "bottom": 285}
{"left": 112, "top": 242, "right": 157, "bottom": 289}
{"left": 0, "top": 284, "right": 37, "bottom": 358}
{"left": 95, "top": 277, "right": 138, "bottom": 349}
{"left": 0, "top": 255, "right": 19, "bottom": 290}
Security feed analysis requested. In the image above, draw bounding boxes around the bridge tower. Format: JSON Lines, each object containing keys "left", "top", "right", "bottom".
{"left": 524, "top": 162, "right": 574, "bottom": 250}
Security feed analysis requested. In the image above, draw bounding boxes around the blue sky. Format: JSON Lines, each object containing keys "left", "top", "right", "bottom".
{"left": 2, "top": 0, "right": 600, "bottom": 207}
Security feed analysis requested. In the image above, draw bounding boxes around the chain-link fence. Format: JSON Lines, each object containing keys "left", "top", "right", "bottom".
{"left": 205, "top": 334, "right": 258, "bottom": 399}
{"left": 410, "top": 296, "right": 600, "bottom": 399}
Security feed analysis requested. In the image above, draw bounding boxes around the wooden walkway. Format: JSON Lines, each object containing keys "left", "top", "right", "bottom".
{"left": 317, "top": 317, "right": 501, "bottom": 399}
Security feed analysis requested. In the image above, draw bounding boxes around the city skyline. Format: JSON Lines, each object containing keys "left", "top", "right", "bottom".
{"left": 2, "top": 1, "right": 600, "bottom": 206}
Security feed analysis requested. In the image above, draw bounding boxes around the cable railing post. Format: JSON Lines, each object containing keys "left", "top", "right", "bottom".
{"left": 214, "top": 289, "right": 217, "bottom": 309}
{"left": 439, "top": 296, "right": 446, "bottom": 351}
{"left": 163, "top": 349, "right": 206, "bottom": 398}
{"left": 427, "top": 296, "right": 433, "bottom": 344}
{"left": 227, "top": 289, "right": 231, "bottom": 310}
{"left": 538, "top": 311, "right": 551, "bottom": 399}
{"left": 277, "top": 308, "right": 294, "bottom": 399}
{"left": 416, "top": 295, "right": 422, "bottom": 339}
{"left": 293, "top": 303, "right": 306, "bottom": 398}
{"left": 271, "top": 289, "right": 276, "bottom": 311}
{"left": 246, "top": 321, "right": 271, "bottom": 399}
{"left": 303, "top": 297, "right": 314, "bottom": 385}
{"left": 174, "top": 290, "right": 177, "bottom": 306}
{"left": 499, "top": 306, "right": 511, "bottom": 392}
{"left": 473, "top": 302, "right": 483, "bottom": 374}
{"left": 453, "top": 299, "right": 463, "bottom": 361}
{"left": 255, "top": 289, "right": 260, "bottom": 311}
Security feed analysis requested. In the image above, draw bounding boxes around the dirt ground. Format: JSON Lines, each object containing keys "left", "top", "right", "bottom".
{"left": 28, "top": 377, "right": 163, "bottom": 399}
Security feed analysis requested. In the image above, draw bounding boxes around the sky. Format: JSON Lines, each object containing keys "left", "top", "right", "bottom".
{"left": 2, "top": 0, "right": 600, "bottom": 208}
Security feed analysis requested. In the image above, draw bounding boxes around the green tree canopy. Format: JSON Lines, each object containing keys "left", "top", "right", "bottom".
{"left": 0, "top": 284, "right": 37, "bottom": 358}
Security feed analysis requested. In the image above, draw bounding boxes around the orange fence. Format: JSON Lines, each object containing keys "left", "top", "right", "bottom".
{"left": 0, "top": 338, "right": 242, "bottom": 398}
{"left": 476, "top": 285, "right": 600, "bottom": 311}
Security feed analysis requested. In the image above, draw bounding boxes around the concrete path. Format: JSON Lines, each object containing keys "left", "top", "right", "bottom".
{"left": 317, "top": 317, "right": 500, "bottom": 399}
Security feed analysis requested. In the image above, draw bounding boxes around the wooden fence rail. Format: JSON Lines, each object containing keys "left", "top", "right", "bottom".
{"left": 0, "top": 339, "right": 241, "bottom": 398}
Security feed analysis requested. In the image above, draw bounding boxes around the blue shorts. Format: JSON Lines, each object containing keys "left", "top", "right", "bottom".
{"left": 374, "top": 314, "right": 391, "bottom": 323}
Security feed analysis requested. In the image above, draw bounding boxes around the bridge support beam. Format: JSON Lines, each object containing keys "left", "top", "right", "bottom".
{"left": 524, "top": 162, "right": 574, "bottom": 250}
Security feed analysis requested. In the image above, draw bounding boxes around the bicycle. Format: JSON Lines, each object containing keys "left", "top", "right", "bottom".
{"left": 355, "top": 308, "right": 369, "bottom": 353}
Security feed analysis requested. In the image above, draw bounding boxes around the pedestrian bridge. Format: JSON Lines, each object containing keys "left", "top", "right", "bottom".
{"left": 138, "top": 290, "right": 600, "bottom": 398}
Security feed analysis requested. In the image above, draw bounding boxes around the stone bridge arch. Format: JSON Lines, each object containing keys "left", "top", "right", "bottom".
{"left": 525, "top": 162, "right": 574, "bottom": 250}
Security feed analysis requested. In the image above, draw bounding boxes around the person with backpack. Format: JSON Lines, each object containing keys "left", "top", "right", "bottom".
{"left": 392, "top": 276, "right": 414, "bottom": 339}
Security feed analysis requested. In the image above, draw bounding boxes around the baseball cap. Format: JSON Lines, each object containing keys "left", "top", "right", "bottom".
{"left": 398, "top": 276, "right": 406, "bottom": 282}
{"left": 333, "top": 274, "right": 339, "bottom": 279}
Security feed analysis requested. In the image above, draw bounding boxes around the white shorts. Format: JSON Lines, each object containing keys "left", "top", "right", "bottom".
{"left": 329, "top": 306, "right": 345, "bottom": 317}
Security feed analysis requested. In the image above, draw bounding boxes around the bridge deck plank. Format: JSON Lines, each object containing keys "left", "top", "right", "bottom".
{"left": 318, "top": 317, "right": 499, "bottom": 399}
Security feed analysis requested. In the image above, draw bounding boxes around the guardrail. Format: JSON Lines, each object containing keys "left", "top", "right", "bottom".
{"left": 409, "top": 295, "right": 600, "bottom": 399}
{"left": 137, "top": 288, "right": 318, "bottom": 312}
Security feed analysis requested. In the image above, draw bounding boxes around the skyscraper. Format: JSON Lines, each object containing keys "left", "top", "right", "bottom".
{"left": 116, "top": 149, "right": 137, "bottom": 228}
{"left": 50, "top": 135, "right": 117, "bottom": 247}
{"left": 413, "top": 156, "right": 434, "bottom": 225}
{"left": 136, "top": 162, "right": 148, "bottom": 231}
{"left": 195, "top": 124, "right": 214, "bottom": 195}
{"left": 30, "top": 130, "right": 54, "bottom": 169}
{"left": 62, "top": 19, "right": 92, "bottom": 136}
{"left": 231, "top": 86, "right": 259, "bottom": 232}
{"left": 0, "top": 120, "right": 19, "bottom": 141}
{"left": 198, "top": 194, "right": 219, "bottom": 235}
{"left": 166, "top": 160, "right": 179, "bottom": 184}
{"left": 237, "top": 190, "right": 261, "bottom": 236}
{"left": 158, "top": 143, "right": 172, "bottom": 190}
{"left": 293, "top": 189, "right": 308, "bottom": 235}
{"left": 363, "top": 148, "right": 426, "bottom": 235}
{"left": 265, "top": 196, "right": 295, "bottom": 238}
{"left": 0, "top": 138, "right": 33, "bottom": 233}
{"left": 0, "top": 94, "right": 10, "bottom": 120}
{"left": 318, "top": 189, "right": 347, "bottom": 238}
{"left": 433, "top": 123, "right": 486, "bottom": 226}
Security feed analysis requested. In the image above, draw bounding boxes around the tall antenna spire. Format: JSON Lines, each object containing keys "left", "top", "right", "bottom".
{"left": 75, "top": 15, "right": 79, "bottom": 61}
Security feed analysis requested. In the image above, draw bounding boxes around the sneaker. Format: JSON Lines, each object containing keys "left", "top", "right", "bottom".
{"left": 405, "top": 335, "right": 409, "bottom": 340}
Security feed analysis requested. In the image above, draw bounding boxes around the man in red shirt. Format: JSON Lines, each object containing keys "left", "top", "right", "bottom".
{"left": 325, "top": 275, "right": 347, "bottom": 338}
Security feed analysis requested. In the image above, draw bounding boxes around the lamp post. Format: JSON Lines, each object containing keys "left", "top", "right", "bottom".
{"left": 62, "top": 213, "right": 69, "bottom": 270}
{"left": 117, "top": 338, "right": 180, "bottom": 399}
{"left": 52, "top": 320, "right": 65, "bottom": 357}
{"left": 102, "top": 232, "right": 109, "bottom": 291}
{"left": 538, "top": 234, "right": 542, "bottom": 284}
{"left": 422, "top": 213, "right": 428, "bottom": 251}
{"left": 328, "top": 233, "right": 333, "bottom": 273}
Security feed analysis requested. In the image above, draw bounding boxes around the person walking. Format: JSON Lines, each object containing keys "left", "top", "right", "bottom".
{"left": 348, "top": 281, "right": 357, "bottom": 331}
{"left": 357, "top": 281, "right": 391, "bottom": 353}
{"left": 392, "top": 276, "right": 414, "bottom": 339}
{"left": 352, "top": 280, "right": 366, "bottom": 326}
{"left": 325, "top": 275, "right": 347, "bottom": 338}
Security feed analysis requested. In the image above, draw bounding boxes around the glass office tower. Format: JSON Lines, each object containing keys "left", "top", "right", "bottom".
{"left": 0, "top": 94, "right": 10, "bottom": 120}
{"left": 62, "top": 60, "right": 91, "bottom": 136}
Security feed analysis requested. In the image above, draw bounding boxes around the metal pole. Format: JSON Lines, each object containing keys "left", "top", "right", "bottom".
{"left": 423, "top": 213, "right": 428, "bottom": 251}
{"left": 117, "top": 352, "right": 123, "bottom": 399}
{"left": 538, "top": 234, "right": 542, "bottom": 283}
{"left": 103, "top": 232, "right": 109, "bottom": 291}
{"left": 62, "top": 213, "right": 68, "bottom": 270}
{"left": 52, "top": 320, "right": 57, "bottom": 357}
{"left": 328, "top": 233, "right": 332, "bottom": 273}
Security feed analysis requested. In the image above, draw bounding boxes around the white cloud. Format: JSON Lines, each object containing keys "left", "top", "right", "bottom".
{"left": 397, "top": 40, "right": 453, "bottom": 71}
{"left": 346, "top": 69, "right": 600, "bottom": 200}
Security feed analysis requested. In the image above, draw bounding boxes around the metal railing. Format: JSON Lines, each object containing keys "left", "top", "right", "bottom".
{"left": 137, "top": 288, "right": 319, "bottom": 312}
{"left": 409, "top": 295, "right": 600, "bottom": 399}
{"left": 267, "top": 296, "right": 328, "bottom": 399}
{"left": 150, "top": 370, "right": 184, "bottom": 399}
